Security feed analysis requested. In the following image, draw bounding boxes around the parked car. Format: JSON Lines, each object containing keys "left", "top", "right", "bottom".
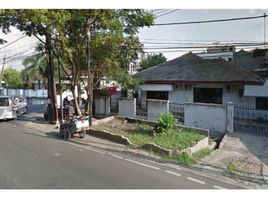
{"left": 0, "top": 96, "right": 28, "bottom": 120}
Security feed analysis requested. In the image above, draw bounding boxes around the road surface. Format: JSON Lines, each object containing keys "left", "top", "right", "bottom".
{"left": 0, "top": 105, "right": 244, "bottom": 189}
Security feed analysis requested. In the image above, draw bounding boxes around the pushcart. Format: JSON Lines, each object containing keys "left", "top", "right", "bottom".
{"left": 59, "top": 116, "right": 89, "bottom": 141}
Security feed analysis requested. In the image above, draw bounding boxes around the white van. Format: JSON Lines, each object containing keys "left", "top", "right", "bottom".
{"left": 0, "top": 96, "right": 28, "bottom": 120}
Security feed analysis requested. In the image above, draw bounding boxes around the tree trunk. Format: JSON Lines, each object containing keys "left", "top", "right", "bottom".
{"left": 72, "top": 70, "right": 83, "bottom": 117}
{"left": 45, "top": 34, "right": 58, "bottom": 124}
{"left": 87, "top": 70, "right": 93, "bottom": 126}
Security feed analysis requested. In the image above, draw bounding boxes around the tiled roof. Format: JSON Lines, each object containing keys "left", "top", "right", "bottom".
{"left": 134, "top": 52, "right": 264, "bottom": 84}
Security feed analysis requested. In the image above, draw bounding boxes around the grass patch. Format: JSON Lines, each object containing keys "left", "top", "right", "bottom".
{"left": 124, "top": 126, "right": 204, "bottom": 150}
{"left": 224, "top": 162, "right": 241, "bottom": 180}
{"left": 164, "top": 148, "right": 212, "bottom": 165}
{"left": 94, "top": 119, "right": 212, "bottom": 165}
{"left": 96, "top": 122, "right": 205, "bottom": 150}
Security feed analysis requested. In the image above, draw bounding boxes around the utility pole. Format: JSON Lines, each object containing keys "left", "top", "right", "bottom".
{"left": 264, "top": 13, "right": 267, "bottom": 48}
{"left": 0, "top": 55, "right": 6, "bottom": 95}
{"left": 87, "top": 31, "right": 92, "bottom": 126}
{"left": 58, "top": 57, "right": 63, "bottom": 123}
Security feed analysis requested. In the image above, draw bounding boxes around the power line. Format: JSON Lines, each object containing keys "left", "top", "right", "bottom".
{"left": 0, "top": 41, "right": 38, "bottom": 54}
{"left": 141, "top": 41, "right": 266, "bottom": 45}
{"left": 140, "top": 38, "right": 264, "bottom": 43}
{"left": 149, "top": 14, "right": 266, "bottom": 26}
{"left": 153, "top": 9, "right": 171, "bottom": 15}
{"left": 0, "top": 35, "right": 27, "bottom": 50}
{"left": 5, "top": 52, "right": 39, "bottom": 64}
{"left": 5, "top": 45, "right": 36, "bottom": 60}
{"left": 143, "top": 43, "right": 268, "bottom": 50}
{"left": 143, "top": 46, "right": 259, "bottom": 53}
{"left": 156, "top": 9, "right": 180, "bottom": 18}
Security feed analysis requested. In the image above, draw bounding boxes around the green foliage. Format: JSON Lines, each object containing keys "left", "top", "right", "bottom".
{"left": 97, "top": 122, "right": 204, "bottom": 150}
{"left": 165, "top": 148, "right": 212, "bottom": 165}
{"left": 21, "top": 52, "right": 47, "bottom": 89}
{"left": 3, "top": 68, "right": 23, "bottom": 88}
{"left": 140, "top": 53, "right": 167, "bottom": 70}
{"left": 1, "top": 9, "right": 155, "bottom": 116}
{"left": 156, "top": 113, "right": 176, "bottom": 134}
{"left": 224, "top": 162, "right": 240, "bottom": 180}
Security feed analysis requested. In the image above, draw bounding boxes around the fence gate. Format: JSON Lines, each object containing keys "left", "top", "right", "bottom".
{"left": 136, "top": 100, "right": 148, "bottom": 120}
{"left": 110, "top": 92, "right": 121, "bottom": 114}
{"left": 234, "top": 105, "right": 268, "bottom": 136}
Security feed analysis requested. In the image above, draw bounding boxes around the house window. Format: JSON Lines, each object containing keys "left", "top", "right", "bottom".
{"left": 147, "top": 91, "right": 168, "bottom": 100}
{"left": 256, "top": 97, "right": 268, "bottom": 110}
{"left": 194, "top": 88, "right": 223, "bottom": 104}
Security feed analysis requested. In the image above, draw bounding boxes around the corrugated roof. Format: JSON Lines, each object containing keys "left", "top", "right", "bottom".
{"left": 134, "top": 52, "right": 264, "bottom": 84}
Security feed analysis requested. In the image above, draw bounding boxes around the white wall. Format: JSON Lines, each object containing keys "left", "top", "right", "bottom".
{"left": 118, "top": 98, "right": 136, "bottom": 118}
{"left": 95, "top": 97, "right": 110, "bottom": 116}
{"left": 140, "top": 84, "right": 173, "bottom": 91}
{"left": 140, "top": 83, "right": 256, "bottom": 108}
{"left": 184, "top": 103, "right": 228, "bottom": 133}
{"left": 244, "top": 80, "right": 268, "bottom": 97}
{"left": 222, "top": 85, "right": 255, "bottom": 107}
{"left": 169, "top": 89, "right": 193, "bottom": 104}
{"left": 147, "top": 99, "right": 169, "bottom": 122}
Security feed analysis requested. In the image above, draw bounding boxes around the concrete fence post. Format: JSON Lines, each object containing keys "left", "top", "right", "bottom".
{"left": 148, "top": 99, "right": 169, "bottom": 122}
{"left": 226, "top": 101, "right": 234, "bottom": 134}
{"left": 118, "top": 98, "right": 136, "bottom": 118}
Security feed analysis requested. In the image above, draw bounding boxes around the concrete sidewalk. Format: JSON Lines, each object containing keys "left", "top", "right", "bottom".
{"left": 199, "top": 132, "right": 268, "bottom": 188}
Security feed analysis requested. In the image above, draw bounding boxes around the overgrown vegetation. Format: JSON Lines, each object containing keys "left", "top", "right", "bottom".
{"left": 95, "top": 119, "right": 205, "bottom": 150}
{"left": 164, "top": 148, "right": 212, "bottom": 165}
{"left": 224, "top": 162, "right": 240, "bottom": 180}
{"left": 156, "top": 113, "right": 176, "bottom": 135}
{"left": 95, "top": 118, "right": 212, "bottom": 165}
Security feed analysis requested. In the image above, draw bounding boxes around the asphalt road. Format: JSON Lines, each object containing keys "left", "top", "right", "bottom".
{"left": 0, "top": 104, "right": 244, "bottom": 189}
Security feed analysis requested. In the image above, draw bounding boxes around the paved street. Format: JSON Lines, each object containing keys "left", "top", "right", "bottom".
{"left": 0, "top": 111, "right": 244, "bottom": 189}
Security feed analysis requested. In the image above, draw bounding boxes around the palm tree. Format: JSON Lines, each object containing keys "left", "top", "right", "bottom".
{"left": 21, "top": 53, "right": 47, "bottom": 89}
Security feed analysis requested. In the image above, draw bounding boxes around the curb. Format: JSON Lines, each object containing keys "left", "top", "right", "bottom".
{"left": 87, "top": 128, "right": 135, "bottom": 146}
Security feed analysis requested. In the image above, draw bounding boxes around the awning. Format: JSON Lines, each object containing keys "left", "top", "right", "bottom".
{"left": 244, "top": 80, "right": 268, "bottom": 97}
{"left": 140, "top": 84, "right": 173, "bottom": 91}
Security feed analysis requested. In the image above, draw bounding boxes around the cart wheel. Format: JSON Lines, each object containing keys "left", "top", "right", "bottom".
{"left": 63, "top": 130, "right": 71, "bottom": 141}
{"left": 79, "top": 130, "right": 86, "bottom": 139}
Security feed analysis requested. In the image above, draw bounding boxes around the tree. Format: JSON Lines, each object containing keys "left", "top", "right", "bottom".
{"left": 21, "top": 52, "right": 47, "bottom": 89}
{"left": 51, "top": 10, "right": 154, "bottom": 119}
{"left": 3, "top": 68, "right": 23, "bottom": 88}
{"left": 140, "top": 53, "right": 167, "bottom": 70}
{"left": 1, "top": 9, "right": 155, "bottom": 123}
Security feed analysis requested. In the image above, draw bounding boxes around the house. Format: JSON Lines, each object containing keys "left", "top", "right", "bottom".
{"left": 197, "top": 45, "right": 235, "bottom": 61}
{"left": 232, "top": 48, "right": 268, "bottom": 109}
{"left": 134, "top": 52, "right": 264, "bottom": 108}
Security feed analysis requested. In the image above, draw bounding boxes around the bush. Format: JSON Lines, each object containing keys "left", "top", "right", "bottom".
{"left": 156, "top": 113, "right": 176, "bottom": 134}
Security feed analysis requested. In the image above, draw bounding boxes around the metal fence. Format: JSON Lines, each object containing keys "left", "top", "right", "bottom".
{"left": 110, "top": 99, "right": 119, "bottom": 114}
{"left": 169, "top": 102, "right": 184, "bottom": 123}
{"left": 136, "top": 100, "right": 148, "bottom": 119}
{"left": 234, "top": 105, "right": 268, "bottom": 136}
{"left": 110, "top": 92, "right": 121, "bottom": 114}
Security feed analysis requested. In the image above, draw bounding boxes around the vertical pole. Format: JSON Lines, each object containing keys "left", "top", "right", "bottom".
{"left": 87, "top": 31, "right": 92, "bottom": 126}
{"left": 0, "top": 55, "right": 6, "bottom": 94}
{"left": 264, "top": 13, "right": 267, "bottom": 48}
{"left": 58, "top": 58, "right": 63, "bottom": 123}
{"left": 227, "top": 101, "right": 234, "bottom": 134}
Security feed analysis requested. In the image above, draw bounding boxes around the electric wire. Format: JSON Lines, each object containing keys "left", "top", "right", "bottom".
{"left": 149, "top": 14, "right": 266, "bottom": 26}
{"left": 156, "top": 9, "right": 180, "bottom": 18}
{"left": 0, "top": 35, "right": 27, "bottom": 50}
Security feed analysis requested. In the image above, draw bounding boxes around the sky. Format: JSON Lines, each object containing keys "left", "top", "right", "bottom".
{"left": 138, "top": 9, "right": 268, "bottom": 60}
{"left": 1, "top": 9, "right": 268, "bottom": 71}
